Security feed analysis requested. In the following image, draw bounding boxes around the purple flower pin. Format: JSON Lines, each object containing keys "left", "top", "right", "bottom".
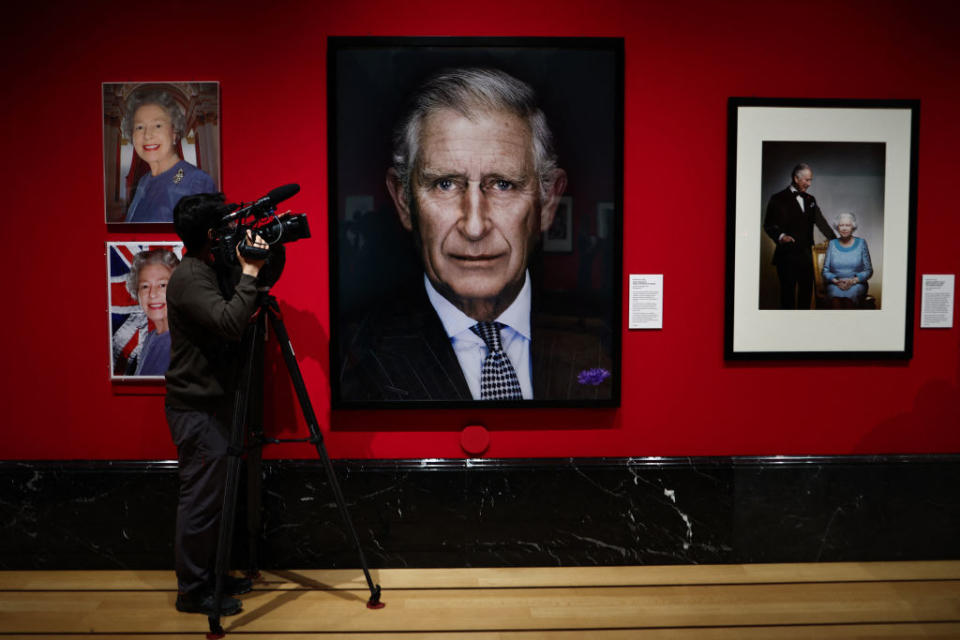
{"left": 577, "top": 367, "right": 610, "bottom": 386}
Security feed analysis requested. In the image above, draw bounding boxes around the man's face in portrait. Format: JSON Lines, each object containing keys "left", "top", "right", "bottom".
{"left": 389, "top": 107, "right": 566, "bottom": 319}
{"left": 793, "top": 168, "right": 813, "bottom": 192}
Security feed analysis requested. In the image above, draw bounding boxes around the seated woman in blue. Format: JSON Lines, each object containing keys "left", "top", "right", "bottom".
{"left": 122, "top": 90, "right": 215, "bottom": 223}
{"left": 822, "top": 211, "right": 873, "bottom": 309}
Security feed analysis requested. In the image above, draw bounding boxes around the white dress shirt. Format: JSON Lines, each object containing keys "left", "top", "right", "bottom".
{"left": 423, "top": 272, "right": 533, "bottom": 400}
{"left": 792, "top": 188, "right": 805, "bottom": 211}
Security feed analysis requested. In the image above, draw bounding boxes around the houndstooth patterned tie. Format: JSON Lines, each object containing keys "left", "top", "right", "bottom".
{"left": 471, "top": 321, "right": 523, "bottom": 400}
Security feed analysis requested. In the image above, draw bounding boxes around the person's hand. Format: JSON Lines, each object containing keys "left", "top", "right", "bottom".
{"left": 237, "top": 230, "right": 268, "bottom": 277}
{"left": 780, "top": 234, "right": 796, "bottom": 244}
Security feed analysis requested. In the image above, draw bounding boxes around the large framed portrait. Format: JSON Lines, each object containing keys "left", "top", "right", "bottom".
{"left": 329, "top": 37, "right": 623, "bottom": 408}
{"left": 102, "top": 82, "right": 220, "bottom": 224}
{"left": 725, "top": 98, "right": 919, "bottom": 359}
{"left": 107, "top": 241, "right": 183, "bottom": 380}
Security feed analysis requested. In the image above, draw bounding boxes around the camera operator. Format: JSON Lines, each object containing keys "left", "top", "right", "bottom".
{"left": 165, "top": 192, "right": 268, "bottom": 616}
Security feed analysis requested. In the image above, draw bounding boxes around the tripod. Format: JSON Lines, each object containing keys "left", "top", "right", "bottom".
{"left": 207, "top": 292, "right": 383, "bottom": 639}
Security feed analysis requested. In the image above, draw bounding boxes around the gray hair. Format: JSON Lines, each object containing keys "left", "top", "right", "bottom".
{"left": 125, "top": 249, "right": 180, "bottom": 299}
{"left": 792, "top": 163, "right": 812, "bottom": 180}
{"left": 833, "top": 211, "right": 858, "bottom": 231}
{"left": 121, "top": 89, "right": 186, "bottom": 141}
{"left": 391, "top": 67, "right": 559, "bottom": 201}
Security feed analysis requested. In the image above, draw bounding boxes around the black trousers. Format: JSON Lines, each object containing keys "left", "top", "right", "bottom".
{"left": 166, "top": 407, "right": 229, "bottom": 596}
{"left": 776, "top": 260, "right": 814, "bottom": 310}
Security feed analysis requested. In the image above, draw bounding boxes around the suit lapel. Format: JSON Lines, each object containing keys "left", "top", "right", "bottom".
{"left": 789, "top": 189, "right": 805, "bottom": 216}
{"left": 415, "top": 299, "right": 472, "bottom": 399}
{"left": 377, "top": 287, "right": 471, "bottom": 400}
{"left": 531, "top": 316, "right": 549, "bottom": 399}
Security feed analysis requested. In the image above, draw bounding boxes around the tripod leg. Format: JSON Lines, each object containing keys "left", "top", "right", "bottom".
{"left": 265, "top": 300, "right": 384, "bottom": 609}
{"left": 245, "top": 436, "right": 263, "bottom": 580}
{"left": 207, "top": 313, "right": 264, "bottom": 638}
{"left": 245, "top": 318, "right": 266, "bottom": 580}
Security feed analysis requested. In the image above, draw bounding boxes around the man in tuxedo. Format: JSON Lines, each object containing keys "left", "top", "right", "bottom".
{"left": 337, "top": 67, "right": 612, "bottom": 403}
{"left": 763, "top": 163, "right": 837, "bottom": 309}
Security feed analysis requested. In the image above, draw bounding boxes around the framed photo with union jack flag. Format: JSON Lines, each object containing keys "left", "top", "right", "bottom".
{"left": 107, "top": 242, "right": 183, "bottom": 380}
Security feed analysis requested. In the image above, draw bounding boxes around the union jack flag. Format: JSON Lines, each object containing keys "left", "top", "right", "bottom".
{"left": 107, "top": 242, "right": 183, "bottom": 378}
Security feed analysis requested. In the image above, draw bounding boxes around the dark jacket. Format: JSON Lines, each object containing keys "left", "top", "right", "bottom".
{"left": 763, "top": 187, "right": 836, "bottom": 265}
{"left": 336, "top": 283, "right": 613, "bottom": 404}
{"left": 165, "top": 255, "right": 259, "bottom": 413}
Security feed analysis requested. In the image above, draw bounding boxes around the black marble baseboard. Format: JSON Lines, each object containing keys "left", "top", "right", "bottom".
{"left": 2, "top": 456, "right": 958, "bottom": 570}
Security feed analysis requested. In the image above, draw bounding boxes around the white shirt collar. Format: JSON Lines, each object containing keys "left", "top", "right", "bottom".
{"left": 424, "top": 271, "right": 532, "bottom": 340}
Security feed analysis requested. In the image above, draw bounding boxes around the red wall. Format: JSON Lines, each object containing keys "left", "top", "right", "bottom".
{"left": 4, "top": 0, "right": 959, "bottom": 460}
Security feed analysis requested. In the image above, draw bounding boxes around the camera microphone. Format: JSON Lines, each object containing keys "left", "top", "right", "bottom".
{"left": 264, "top": 183, "right": 301, "bottom": 207}
{"left": 222, "top": 183, "right": 301, "bottom": 223}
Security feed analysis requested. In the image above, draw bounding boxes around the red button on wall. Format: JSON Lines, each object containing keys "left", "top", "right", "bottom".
{"left": 460, "top": 425, "right": 490, "bottom": 457}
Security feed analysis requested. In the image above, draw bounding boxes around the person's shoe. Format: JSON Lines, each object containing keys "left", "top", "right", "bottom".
{"left": 175, "top": 591, "right": 242, "bottom": 616}
{"left": 220, "top": 574, "right": 253, "bottom": 596}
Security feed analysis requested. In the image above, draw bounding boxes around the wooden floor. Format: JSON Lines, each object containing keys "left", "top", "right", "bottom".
{"left": 1, "top": 562, "right": 959, "bottom": 638}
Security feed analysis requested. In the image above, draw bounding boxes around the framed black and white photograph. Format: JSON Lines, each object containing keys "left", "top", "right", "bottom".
{"left": 328, "top": 37, "right": 623, "bottom": 408}
{"left": 725, "top": 98, "right": 919, "bottom": 359}
{"left": 543, "top": 196, "right": 573, "bottom": 253}
{"left": 596, "top": 202, "right": 615, "bottom": 240}
{"left": 103, "top": 82, "right": 220, "bottom": 223}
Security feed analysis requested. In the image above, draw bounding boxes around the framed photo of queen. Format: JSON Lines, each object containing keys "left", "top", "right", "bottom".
{"left": 725, "top": 98, "right": 919, "bottom": 359}
{"left": 102, "top": 82, "right": 221, "bottom": 223}
{"left": 107, "top": 241, "right": 184, "bottom": 380}
{"left": 328, "top": 37, "right": 623, "bottom": 409}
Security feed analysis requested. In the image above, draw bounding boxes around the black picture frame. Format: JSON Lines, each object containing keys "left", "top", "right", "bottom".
{"left": 328, "top": 36, "right": 623, "bottom": 409}
{"left": 725, "top": 97, "right": 919, "bottom": 360}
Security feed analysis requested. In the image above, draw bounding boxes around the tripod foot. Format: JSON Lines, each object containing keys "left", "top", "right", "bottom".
{"left": 207, "top": 615, "right": 225, "bottom": 638}
{"left": 366, "top": 584, "right": 385, "bottom": 609}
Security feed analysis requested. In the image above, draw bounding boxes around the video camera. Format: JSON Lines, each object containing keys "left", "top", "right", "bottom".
{"left": 212, "top": 183, "right": 310, "bottom": 266}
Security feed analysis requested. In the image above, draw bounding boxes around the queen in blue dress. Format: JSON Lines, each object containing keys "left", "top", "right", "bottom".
{"left": 822, "top": 212, "right": 873, "bottom": 309}
{"left": 123, "top": 249, "right": 180, "bottom": 375}
{"left": 122, "top": 90, "right": 215, "bottom": 223}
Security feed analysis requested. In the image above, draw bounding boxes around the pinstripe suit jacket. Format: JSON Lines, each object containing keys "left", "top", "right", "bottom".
{"left": 336, "top": 283, "right": 613, "bottom": 403}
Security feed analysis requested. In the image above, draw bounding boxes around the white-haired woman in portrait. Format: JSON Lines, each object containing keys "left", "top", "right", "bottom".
{"left": 124, "top": 249, "right": 180, "bottom": 375}
{"left": 122, "top": 89, "right": 215, "bottom": 223}
{"left": 822, "top": 212, "right": 873, "bottom": 308}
